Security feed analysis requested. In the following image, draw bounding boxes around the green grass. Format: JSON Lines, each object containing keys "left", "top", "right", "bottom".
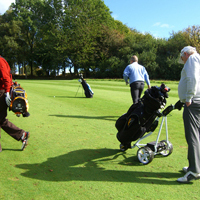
{"left": 0, "top": 79, "right": 199, "bottom": 200}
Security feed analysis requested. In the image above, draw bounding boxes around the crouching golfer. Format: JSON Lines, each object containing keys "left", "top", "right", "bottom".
{"left": 177, "top": 46, "right": 200, "bottom": 183}
{"left": 0, "top": 56, "right": 29, "bottom": 151}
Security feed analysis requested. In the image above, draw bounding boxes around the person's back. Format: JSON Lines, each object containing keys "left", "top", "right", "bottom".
{"left": 123, "top": 55, "right": 150, "bottom": 104}
{"left": 125, "top": 62, "right": 148, "bottom": 84}
{"left": 0, "top": 56, "right": 12, "bottom": 93}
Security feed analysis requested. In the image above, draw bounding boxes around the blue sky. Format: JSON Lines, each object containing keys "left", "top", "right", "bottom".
{"left": 103, "top": 0, "right": 200, "bottom": 39}
{"left": 1, "top": 0, "right": 200, "bottom": 39}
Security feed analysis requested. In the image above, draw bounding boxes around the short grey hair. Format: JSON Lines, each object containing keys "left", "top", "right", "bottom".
{"left": 130, "top": 55, "right": 138, "bottom": 62}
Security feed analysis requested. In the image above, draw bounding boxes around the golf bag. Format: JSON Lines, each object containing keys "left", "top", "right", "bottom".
{"left": 79, "top": 74, "right": 93, "bottom": 98}
{"left": 116, "top": 83, "right": 170, "bottom": 147}
{"left": 9, "top": 82, "right": 30, "bottom": 117}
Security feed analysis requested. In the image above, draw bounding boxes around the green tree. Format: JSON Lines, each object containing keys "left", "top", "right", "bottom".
{"left": 11, "top": 0, "right": 46, "bottom": 76}
{"left": 62, "top": 0, "right": 116, "bottom": 76}
{"left": 0, "top": 10, "right": 20, "bottom": 70}
{"left": 156, "top": 31, "right": 188, "bottom": 79}
{"left": 184, "top": 25, "right": 200, "bottom": 52}
{"left": 34, "top": 0, "right": 67, "bottom": 76}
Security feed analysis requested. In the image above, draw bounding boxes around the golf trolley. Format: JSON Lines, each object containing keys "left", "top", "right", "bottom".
{"left": 119, "top": 100, "right": 183, "bottom": 164}
{"left": 133, "top": 101, "right": 183, "bottom": 164}
{"left": 116, "top": 84, "right": 184, "bottom": 164}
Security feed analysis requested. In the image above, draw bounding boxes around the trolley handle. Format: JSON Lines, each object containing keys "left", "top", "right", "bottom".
{"left": 162, "top": 100, "right": 184, "bottom": 116}
{"left": 174, "top": 100, "right": 184, "bottom": 110}
{"left": 162, "top": 105, "right": 174, "bottom": 116}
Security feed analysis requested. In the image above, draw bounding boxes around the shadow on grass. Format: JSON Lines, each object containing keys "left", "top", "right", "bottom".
{"left": 49, "top": 114, "right": 118, "bottom": 121}
{"left": 15, "top": 148, "right": 182, "bottom": 185}
{"left": 2, "top": 148, "right": 21, "bottom": 151}
{"left": 49, "top": 96, "right": 86, "bottom": 98}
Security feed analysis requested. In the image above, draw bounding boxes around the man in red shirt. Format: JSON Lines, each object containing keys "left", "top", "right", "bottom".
{"left": 0, "top": 56, "right": 29, "bottom": 152}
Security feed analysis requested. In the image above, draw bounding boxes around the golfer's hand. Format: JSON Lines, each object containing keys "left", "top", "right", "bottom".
{"left": 185, "top": 102, "right": 191, "bottom": 107}
{"left": 5, "top": 92, "right": 11, "bottom": 107}
{"left": 174, "top": 100, "right": 184, "bottom": 110}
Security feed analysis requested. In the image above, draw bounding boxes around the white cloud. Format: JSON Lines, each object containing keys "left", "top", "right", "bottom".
{"left": 153, "top": 22, "right": 172, "bottom": 29}
{"left": 111, "top": 14, "right": 119, "bottom": 20}
{"left": 160, "top": 24, "right": 170, "bottom": 28}
{"left": 153, "top": 22, "right": 161, "bottom": 27}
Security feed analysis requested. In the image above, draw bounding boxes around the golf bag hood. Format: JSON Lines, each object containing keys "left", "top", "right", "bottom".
{"left": 142, "top": 83, "right": 170, "bottom": 113}
{"left": 116, "top": 83, "right": 170, "bottom": 144}
{"left": 9, "top": 82, "right": 30, "bottom": 117}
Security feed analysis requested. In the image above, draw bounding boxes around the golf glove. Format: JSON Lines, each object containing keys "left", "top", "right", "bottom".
{"left": 5, "top": 92, "right": 11, "bottom": 107}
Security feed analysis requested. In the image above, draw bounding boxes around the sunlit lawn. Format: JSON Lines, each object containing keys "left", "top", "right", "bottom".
{"left": 0, "top": 79, "right": 199, "bottom": 200}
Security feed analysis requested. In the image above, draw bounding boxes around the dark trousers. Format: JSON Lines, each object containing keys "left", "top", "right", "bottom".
{"left": 130, "top": 81, "right": 144, "bottom": 104}
{"left": 183, "top": 100, "right": 200, "bottom": 173}
{"left": 0, "top": 90, "right": 24, "bottom": 142}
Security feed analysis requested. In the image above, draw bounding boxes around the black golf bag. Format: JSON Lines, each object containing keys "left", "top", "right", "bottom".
{"left": 116, "top": 83, "right": 170, "bottom": 148}
{"left": 79, "top": 74, "right": 93, "bottom": 98}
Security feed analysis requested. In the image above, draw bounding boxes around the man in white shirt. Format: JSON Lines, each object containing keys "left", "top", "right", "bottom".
{"left": 177, "top": 46, "right": 200, "bottom": 183}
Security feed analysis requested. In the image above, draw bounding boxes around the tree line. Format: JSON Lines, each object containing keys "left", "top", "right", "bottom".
{"left": 0, "top": 0, "right": 200, "bottom": 80}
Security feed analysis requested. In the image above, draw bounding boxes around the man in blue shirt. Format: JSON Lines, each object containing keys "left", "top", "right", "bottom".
{"left": 123, "top": 55, "right": 151, "bottom": 103}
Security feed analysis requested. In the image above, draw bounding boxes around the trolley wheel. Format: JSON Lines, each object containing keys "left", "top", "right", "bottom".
{"left": 159, "top": 140, "right": 173, "bottom": 156}
{"left": 137, "top": 146, "right": 154, "bottom": 165}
